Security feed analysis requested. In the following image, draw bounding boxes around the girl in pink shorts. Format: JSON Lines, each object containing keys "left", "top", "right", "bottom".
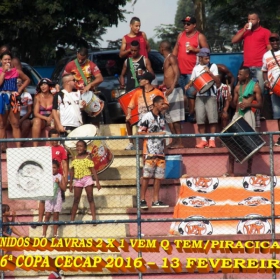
{"left": 43, "top": 160, "right": 66, "bottom": 238}
{"left": 69, "top": 140, "right": 101, "bottom": 223}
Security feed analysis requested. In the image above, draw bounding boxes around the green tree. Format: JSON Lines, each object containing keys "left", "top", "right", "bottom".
{"left": 207, "top": 0, "right": 280, "bottom": 32}
{"left": 0, "top": 0, "right": 128, "bottom": 65}
{"left": 154, "top": 24, "right": 181, "bottom": 47}
{"left": 193, "top": 0, "right": 205, "bottom": 32}
{"left": 148, "top": 38, "right": 159, "bottom": 50}
{"left": 174, "top": 0, "right": 194, "bottom": 27}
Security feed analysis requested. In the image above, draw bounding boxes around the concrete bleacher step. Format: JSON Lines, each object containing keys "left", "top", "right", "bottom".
{"left": 98, "top": 166, "right": 137, "bottom": 180}
{"left": 166, "top": 145, "right": 280, "bottom": 177}
{"left": 29, "top": 213, "right": 129, "bottom": 238}
{"left": 61, "top": 192, "right": 134, "bottom": 209}
{"left": 99, "top": 123, "right": 137, "bottom": 151}
{"left": 110, "top": 151, "right": 142, "bottom": 168}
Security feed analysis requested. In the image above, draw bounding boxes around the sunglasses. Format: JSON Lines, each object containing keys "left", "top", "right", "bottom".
{"left": 269, "top": 38, "right": 279, "bottom": 42}
{"left": 184, "top": 23, "right": 192, "bottom": 26}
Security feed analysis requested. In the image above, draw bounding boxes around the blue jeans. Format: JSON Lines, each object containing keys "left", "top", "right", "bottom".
{"left": 271, "top": 93, "right": 280, "bottom": 119}
{"left": 179, "top": 74, "right": 196, "bottom": 99}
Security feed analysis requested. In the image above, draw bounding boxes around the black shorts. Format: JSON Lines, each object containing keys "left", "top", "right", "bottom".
{"left": 82, "top": 110, "right": 102, "bottom": 124}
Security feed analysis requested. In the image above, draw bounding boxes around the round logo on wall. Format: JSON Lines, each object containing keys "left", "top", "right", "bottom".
{"left": 237, "top": 214, "right": 271, "bottom": 234}
{"left": 181, "top": 196, "right": 216, "bottom": 208}
{"left": 178, "top": 216, "right": 213, "bottom": 236}
{"left": 238, "top": 196, "right": 270, "bottom": 207}
{"left": 242, "top": 175, "right": 276, "bottom": 192}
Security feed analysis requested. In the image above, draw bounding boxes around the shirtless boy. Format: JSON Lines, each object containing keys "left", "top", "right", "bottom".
{"left": 227, "top": 66, "right": 262, "bottom": 176}
{"left": 159, "top": 40, "right": 185, "bottom": 148}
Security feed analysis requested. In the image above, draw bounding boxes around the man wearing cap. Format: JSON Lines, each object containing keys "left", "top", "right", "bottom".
{"left": 232, "top": 11, "right": 272, "bottom": 119}
{"left": 185, "top": 48, "right": 219, "bottom": 148}
{"left": 262, "top": 33, "right": 280, "bottom": 145}
{"left": 64, "top": 47, "right": 104, "bottom": 126}
{"left": 127, "top": 72, "right": 168, "bottom": 125}
{"left": 173, "top": 15, "right": 209, "bottom": 123}
{"left": 120, "top": 40, "right": 155, "bottom": 150}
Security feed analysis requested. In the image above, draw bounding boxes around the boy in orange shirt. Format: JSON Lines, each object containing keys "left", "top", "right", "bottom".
{"left": 127, "top": 72, "right": 169, "bottom": 123}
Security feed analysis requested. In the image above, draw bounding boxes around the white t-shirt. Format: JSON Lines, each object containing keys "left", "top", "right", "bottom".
{"left": 190, "top": 63, "right": 218, "bottom": 96}
{"left": 20, "top": 92, "right": 33, "bottom": 117}
{"left": 56, "top": 90, "right": 82, "bottom": 127}
{"left": 262, "top": 49, "right": 280, "bottom": 87}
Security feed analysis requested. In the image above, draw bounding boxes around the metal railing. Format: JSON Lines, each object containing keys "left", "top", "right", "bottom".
{"left": 0, "top": 130, "right": 279, "bottom": 279}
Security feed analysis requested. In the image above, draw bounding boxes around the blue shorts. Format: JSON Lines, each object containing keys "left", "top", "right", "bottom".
{"left": 271, "top": 94, "right": 280, "bottom": 119}
{"left": 0, "top": 92, "right": 11, "bottom": 113}
{"left": 179, "top": 74, "right": 196, "bottom": 99}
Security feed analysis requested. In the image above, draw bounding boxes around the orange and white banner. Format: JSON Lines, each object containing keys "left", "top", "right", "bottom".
{"left": 170, "top": 176, "right": 280, "bottom": 236}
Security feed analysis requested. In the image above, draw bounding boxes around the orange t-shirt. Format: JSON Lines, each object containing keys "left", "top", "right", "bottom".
{"left": 128, "top": 87, "right": 168, "bottom": 120}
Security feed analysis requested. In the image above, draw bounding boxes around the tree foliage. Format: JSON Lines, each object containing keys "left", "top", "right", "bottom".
{"left": 174, "top": 0, "right": 194, "bottom": 27}
{"left": 155, "top": 0, "right": 280, "bottom": 53}
{"left": 207, "top": 0, "right": 280, "bottom": 32}
{"left": 148, "top": 38, "right": 159, "bottom": 50}
{"left": 154, "top": 24, "right": 181, "bottom": 48}
{"left": 0, "top": 0, "right": 128, "bottom": 64}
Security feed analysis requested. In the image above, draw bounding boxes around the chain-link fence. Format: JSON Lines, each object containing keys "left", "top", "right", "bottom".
{"left": 1, "top": 127, "right": 279, "bottom": 279}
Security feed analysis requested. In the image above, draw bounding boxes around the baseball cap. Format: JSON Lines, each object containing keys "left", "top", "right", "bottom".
{"left": 181, "top": 16, "right": 196, "bottom": 24}
{"left": 36, "top": 78, "right": 55, "bottom": 92}
{"left": 138, "top": 72, "right": 155, "bottom": 83}
{"left": 197, "top": 48, "right": 211, "bottom": 57}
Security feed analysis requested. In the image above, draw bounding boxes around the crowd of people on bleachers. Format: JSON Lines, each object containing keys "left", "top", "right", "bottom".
{"left": 2, "top": 10, "right": 280, "bottom": 234}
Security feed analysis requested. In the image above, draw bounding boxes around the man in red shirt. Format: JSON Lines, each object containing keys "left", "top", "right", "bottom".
{"left": 173, "top": 15, "right": 208, "bottom": 123}
{"left": 232, "top": 11, "right": 272, "bottom": 119}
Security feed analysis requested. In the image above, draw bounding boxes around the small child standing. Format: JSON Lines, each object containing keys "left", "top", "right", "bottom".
{"left": 34, "top": 129, "right": 68, "bottom": 229}
{"left": 69, "top": 140, "right": 101, "bottom": 222}
{"left": 2, "top": 204, "right": 24, "bottom": 237}
{"left": 42, "top": 160, "right": 66, "bottom": 238}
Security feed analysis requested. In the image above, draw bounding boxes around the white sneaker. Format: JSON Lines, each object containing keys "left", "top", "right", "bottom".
{"left": 125, "top": 143, "right": 135, "bottom": 150}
